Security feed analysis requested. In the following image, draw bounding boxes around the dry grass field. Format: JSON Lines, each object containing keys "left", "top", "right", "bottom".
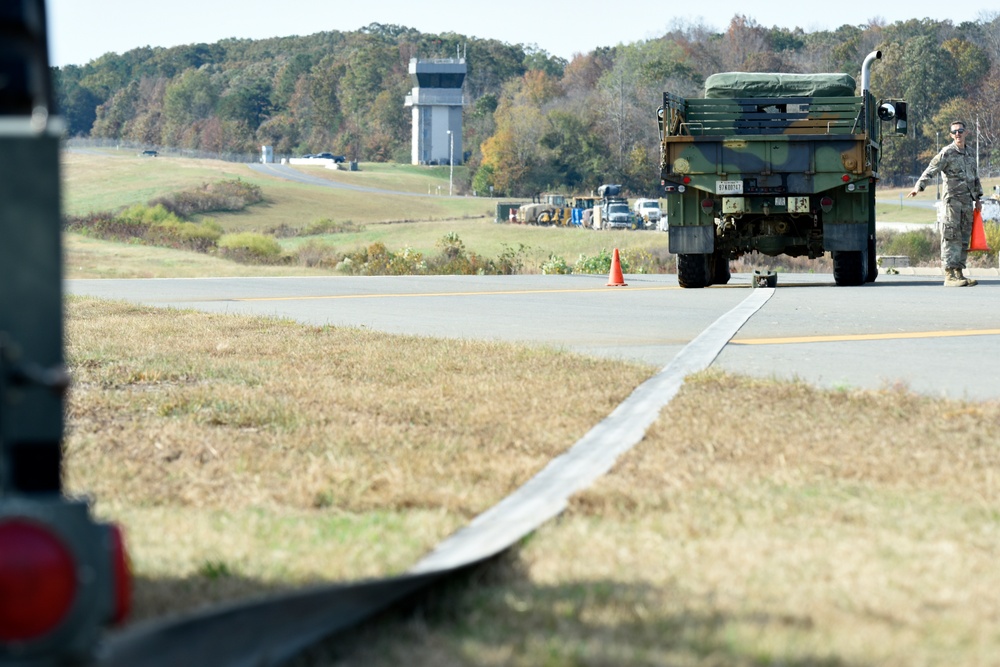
{"left": 65, "top": 298, "right": 1000, "bottom": 666}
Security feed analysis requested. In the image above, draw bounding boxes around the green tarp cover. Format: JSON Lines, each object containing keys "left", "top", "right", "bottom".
{"left": 704, "top": 73, "right": 857, "bottom": 99}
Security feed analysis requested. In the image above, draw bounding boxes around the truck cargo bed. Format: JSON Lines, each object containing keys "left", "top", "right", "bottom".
{"left": 664, "top": 93, "right": 864, "bottom": 137}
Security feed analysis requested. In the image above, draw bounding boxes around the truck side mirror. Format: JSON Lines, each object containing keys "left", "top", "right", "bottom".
{"left": 878, "top": 100, "right": 907, "bottom": 135}
{"left": 894, "top": 101, "right": 907, "bottom": 135}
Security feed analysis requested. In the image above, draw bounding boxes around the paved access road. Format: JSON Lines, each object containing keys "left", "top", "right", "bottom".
{"left": 67, "top": 272, "right": 1000, "bottom": 401}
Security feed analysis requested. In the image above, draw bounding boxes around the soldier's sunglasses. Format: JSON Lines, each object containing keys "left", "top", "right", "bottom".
{"left": 951, "top": 128, "right": 966, "bottom": 134}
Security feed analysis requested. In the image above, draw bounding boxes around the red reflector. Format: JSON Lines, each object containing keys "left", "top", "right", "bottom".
{"left": 842, "top": 174, "right": 851, "bottom": 182}
{"left": 0, "top": 520, "right": 77, "bottom": 642}
{"left": 682, "top": 176, "right": 691, "bottom": 184}
{"left": 110, "top": 524, "right": 131, "bottom": 625}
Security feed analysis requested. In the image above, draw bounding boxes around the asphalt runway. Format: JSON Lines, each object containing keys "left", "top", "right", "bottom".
{"left": 68, "top": 271, "right": 1000, "bottom": 401}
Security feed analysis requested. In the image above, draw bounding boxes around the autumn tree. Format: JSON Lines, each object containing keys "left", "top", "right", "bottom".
{"left": 475, "top": 76, "right": 552, "bottom": 196}
{"left": 161, "top": 68, "right": 219, "bottom": 148}
{"left": 968, "top": 63, "right": 1000, "bottom": 176}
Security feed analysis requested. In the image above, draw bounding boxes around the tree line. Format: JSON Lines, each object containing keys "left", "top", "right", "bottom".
{"left": 55, "top": 14, "right": 1000, "bottom": 197}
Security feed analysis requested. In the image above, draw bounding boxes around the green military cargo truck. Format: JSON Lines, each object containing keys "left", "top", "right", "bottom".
{"left": 657, "top": 50, "right": 907, "bottom": 287}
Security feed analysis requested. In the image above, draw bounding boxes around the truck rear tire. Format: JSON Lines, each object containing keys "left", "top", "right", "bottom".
{"left": 678, "top": 253, "right": 711, "bottom": 288}
{"left": 832, "top": 249, "right": 867, "bottom": 286}
{"left": 865, "top": 235, "right": 878, "bottom": 283}
{"left": 710, "top": 251, "right": 731, "bottom": 285}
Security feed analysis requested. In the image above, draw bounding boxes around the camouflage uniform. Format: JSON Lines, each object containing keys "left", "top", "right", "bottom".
{"left": 914, "top": 143, "right": 983, "bottom": 270}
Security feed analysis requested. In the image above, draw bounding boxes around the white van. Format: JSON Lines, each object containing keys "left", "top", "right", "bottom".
{"left": 981, "top": 197, "right": 1000, "bottom": 222}
{"left": 633, "top": 198, "right": 662, "bottom": 229}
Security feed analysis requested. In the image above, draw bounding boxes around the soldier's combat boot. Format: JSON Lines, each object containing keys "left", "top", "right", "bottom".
{"left": 956, "top": 268, "right": 978, "bottom": 286}
{"left": 944, "top": 267, "right": 968, "bottom": 287}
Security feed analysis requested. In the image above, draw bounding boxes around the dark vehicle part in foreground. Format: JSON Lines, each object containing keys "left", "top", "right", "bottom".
{"left": 1, "top": 3, "right": 131, "bottom": 665}
{"left": 658, "top": 51, "right": 907, "bottom": 287}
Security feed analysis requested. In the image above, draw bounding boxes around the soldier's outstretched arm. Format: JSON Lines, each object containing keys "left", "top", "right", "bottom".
{"left": 911, "top": 151, "right": 944, "bottom": 197}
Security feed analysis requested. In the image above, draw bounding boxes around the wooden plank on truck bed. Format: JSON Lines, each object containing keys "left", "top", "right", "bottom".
{"left": 679, "top": 96, "right": 862, "bottom": 136}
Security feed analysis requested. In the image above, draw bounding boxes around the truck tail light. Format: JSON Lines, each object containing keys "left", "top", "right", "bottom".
{"left": 820, "top": 197, "right": 834, "bottom": 213}
{"left": 0, "top": 519, "right": 77, "bottom": 641}
{"left": 701, "top": 199, "right": 715, "bottom": 215}
{"left": 110, "top": 524, "right": 131, "bottom": 625}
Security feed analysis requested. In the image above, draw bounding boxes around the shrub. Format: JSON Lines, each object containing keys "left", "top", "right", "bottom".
{"left": 620, "top": 248, "right": 654, "bottom": 274}
{"left": 147, "top": 219, "right": 224, "bottom": 252}
{"left": 65, "top": 204, "right": 184, "bottom": 244}
{"left": 638, "top": 246, "right": 675, "bottom": 273}
{"left": 493, "top": 243, "right": 528, "bottom": 275}
{"left": 541, "top": 254, "right": 572, "bottom": 274}
{"left": 340, "top": 242, "right": 426, "bottom": 275}
{"left": 984, "top": 221, "right": 1000, "bottom": 266}
{"left": 574, "top": 248, "right": 627, "bottom": 274}
{"left": 294, "top": 239, "right": 340, "bottom": 268}
{"left": 218, "top": 232, "right": 284, "bottom": 264}
{"left": 64, "top": 210, "right": 147, "bottom": 241}
{"left": 267, "top": 223, "right": 298, "bottom": 238}
{"left": 120, "top": 203, "right": 175, "bottom": 226}
{"left": 436, "top": 232, "right": 465, "bottom": 260}
{"left": 301, "top": 218, "right": 361, "bottom": 236}
{"left": 434, "top": 253, "right": 487, "bottom": 275}
{"left": 150, "top": 179, "right": 263, "bottom": 218}
{"left": 878, "top": 228, "right": 938, "bottom": 265}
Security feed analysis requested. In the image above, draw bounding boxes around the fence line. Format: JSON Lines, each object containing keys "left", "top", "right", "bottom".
{"left": 64, "top": 137, "right": 263, "bottom": 164}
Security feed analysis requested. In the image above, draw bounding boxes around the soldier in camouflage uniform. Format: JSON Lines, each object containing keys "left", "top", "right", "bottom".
{"left": 907, "top": 121, "right": 983, "bottom": 287}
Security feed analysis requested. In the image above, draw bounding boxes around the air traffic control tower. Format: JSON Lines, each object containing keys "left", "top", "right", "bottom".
{"left": 405, "top": 57, "right": 465, "bottom": 165}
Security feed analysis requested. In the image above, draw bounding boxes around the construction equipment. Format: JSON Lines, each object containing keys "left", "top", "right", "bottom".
{"left": 516, "top": 194, "right": 565, "bottom": 225}
{"left": 570, "top": 196, "right": 597, "bottom": 227}
{"left": 516, "top": 193, "right": 597, "bottom": 228}
{"left": 657, "top": 51, "right": 907, "bottom": 287}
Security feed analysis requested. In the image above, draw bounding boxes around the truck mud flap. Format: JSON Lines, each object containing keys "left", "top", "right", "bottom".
{"left": 668, "top": 225, "right": 714, "bottom": 254}
{"left": 823, "top": 222, "right": 867, "bottom": 251}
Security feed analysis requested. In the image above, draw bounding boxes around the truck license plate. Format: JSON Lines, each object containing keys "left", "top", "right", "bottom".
{"left": 716, "top": 180, "right": 743, "bottom": 195}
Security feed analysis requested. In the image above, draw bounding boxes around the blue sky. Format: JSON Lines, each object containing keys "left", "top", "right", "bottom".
{"left": 47, "top": 0, "right": 998, "bottom": 67}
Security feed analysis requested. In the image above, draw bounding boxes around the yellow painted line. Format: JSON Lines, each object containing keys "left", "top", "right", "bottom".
{"left": 232, "top": 286, "right": 679, "bottom": 302}
{"left": 733, "top": 329, "right": 1000, "bottom": 345}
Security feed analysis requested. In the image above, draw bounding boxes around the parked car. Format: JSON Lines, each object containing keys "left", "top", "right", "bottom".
{"left": 139, "top": 150, "right": 157, "bottom": 157}
{"left": 315, "top": 152, "right": 346, "bottom": 163}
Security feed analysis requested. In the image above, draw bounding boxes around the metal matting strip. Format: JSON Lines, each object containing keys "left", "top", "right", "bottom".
{"left": 411, "top": 286, "right": 773, "bottom": 573}
{"left": 99, "top": 287, "right": 774, "bottom": 666}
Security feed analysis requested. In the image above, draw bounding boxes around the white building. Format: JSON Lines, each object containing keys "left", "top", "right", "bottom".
{"left": 404, "top": 57, "right": 465, "bottom": 166}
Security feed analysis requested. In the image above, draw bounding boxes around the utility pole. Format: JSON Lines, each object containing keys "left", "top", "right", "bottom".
{"left": 976, "top": 115, "right": 980, "bottom": 171}
{"left": 447, "top": 130, "right": 454, "bottom": 196}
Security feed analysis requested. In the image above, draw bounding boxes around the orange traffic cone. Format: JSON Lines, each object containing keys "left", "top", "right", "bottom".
{"left": 607, "top": 248, "right": 627, "bottom": 286}
{"left": 970, "top": 209, "right": 990, "bottom": 251}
